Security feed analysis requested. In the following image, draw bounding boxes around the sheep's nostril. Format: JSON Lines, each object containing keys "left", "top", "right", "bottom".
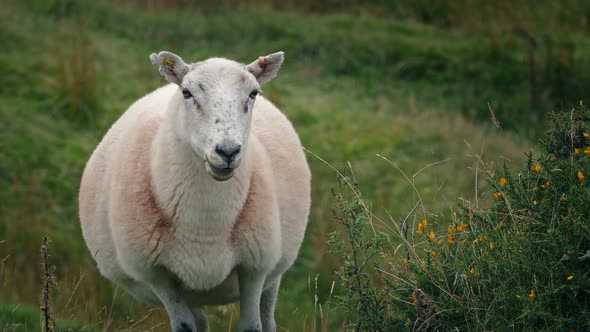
{"left": 215, "top": 144, "right": 241, "bottom": 163}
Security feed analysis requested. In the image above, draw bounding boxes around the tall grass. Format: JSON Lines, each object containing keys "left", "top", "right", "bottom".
{"left": 51, "top": 24, "right": 100, "bottom": 123}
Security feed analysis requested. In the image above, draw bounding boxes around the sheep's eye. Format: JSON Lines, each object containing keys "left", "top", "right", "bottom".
{"left": 249, "top": 89, "right": 259, "bottom": 99}
{"left": 182, "top": 88, "right": 192, "bottom": 99}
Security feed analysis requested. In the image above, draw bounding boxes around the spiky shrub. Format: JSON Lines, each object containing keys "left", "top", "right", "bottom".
{"left": 328, "top": 177, "right": 393, "bottom": 331}
{"left": 329, "top": 106, "right": 590, "bottom": 331}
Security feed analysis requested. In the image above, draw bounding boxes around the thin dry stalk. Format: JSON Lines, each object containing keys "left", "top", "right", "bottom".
{"left": 40, "top": 236, "right": 56, "bottom": 332}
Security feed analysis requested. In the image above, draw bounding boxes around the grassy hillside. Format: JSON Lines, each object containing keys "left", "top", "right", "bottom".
{"left": 1, "top": 0, "right": 589, "bottom": 330}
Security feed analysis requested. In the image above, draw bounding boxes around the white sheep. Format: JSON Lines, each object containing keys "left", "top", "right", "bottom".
{"left": 78, "top": 50, "right": 311, "bottom": 332}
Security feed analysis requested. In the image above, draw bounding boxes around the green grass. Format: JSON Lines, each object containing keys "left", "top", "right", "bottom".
{"left": 1, "top": 0, "right": 589, "bottom": 330}
{"left": 0, "top": 303, "right": 89, "bottom": 331}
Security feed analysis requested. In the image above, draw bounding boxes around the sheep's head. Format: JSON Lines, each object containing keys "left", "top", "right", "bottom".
{"left": 150, "top": 51, "right": 284, "bottom": 181}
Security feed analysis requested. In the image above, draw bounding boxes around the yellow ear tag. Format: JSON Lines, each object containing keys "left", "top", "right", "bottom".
{"left": 160, "top": 57, "right": 176, "bottom": 68}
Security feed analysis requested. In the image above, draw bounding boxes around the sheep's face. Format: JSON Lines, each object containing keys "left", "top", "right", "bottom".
{"left": 180, "top": 60, "right": 258, "bottom": 181}
{"left": 150, "top": 51, "right": 284, "bottom": 181}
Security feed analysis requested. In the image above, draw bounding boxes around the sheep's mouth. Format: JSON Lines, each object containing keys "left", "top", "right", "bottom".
{"left": 205, "top": 161, "right": 234, "bottom": 181}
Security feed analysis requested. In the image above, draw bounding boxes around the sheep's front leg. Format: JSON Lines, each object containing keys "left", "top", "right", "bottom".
{"left": 260, "top": 279, "right": 280, "bottom": 332}
{"left": 238, "top": 268, "right": 266, "bottom": 332}
{"left": 148, "top": 279, "right": 197, "bottom": 332}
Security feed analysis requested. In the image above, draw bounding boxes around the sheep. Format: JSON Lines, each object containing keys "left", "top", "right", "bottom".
{"left": 78, "top": 50, "right": 311, "bottom": 332}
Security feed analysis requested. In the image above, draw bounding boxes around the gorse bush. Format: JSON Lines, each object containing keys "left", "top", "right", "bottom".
{"left": 329, "top": 105, "right": 590, "bottom": 331}
{"left": 329, "top": 179, "right": 393, "bottom": 331}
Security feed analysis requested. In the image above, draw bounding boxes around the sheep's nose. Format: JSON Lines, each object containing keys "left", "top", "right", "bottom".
{"left": 215, "top": 144, "right": 241, "bottom": 164}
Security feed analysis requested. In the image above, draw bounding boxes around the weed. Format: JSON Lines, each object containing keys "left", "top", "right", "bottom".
{"left": 40, "top": 237, "right": 55, "bottom": 332}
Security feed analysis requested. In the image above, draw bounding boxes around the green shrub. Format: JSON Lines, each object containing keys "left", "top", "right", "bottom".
{"left": 329, "top": 105, "right": 590, "bottom": 331}
{"left": 329, "top": 178, "right": 394, "bottom": 331}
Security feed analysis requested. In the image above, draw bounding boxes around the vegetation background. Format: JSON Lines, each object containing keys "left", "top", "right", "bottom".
{"left": 1, "top": 0, "right": 589, "bottom": 330}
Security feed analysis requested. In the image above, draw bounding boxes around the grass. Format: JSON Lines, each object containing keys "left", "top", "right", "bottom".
{"left": 0, "top": 303, "right": 90, "bottom": 332}
{"left": 1, "top": 0, "right": 589, "bottom": 330}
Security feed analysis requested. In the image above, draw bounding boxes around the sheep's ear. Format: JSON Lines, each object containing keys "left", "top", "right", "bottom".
{"left": 149, "top": 51, "right": 190, "bottom": 85}
{"left": 246, "top": 51, "right": 284, "bottom": 85}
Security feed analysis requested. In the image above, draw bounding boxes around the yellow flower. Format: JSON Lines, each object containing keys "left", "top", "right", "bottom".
{"left": 470, "top": 267, "right": 477, "bottom": 275}
{"left": 489, "top": 242, "right": 495, "bottom": 250}
{"left": 475, "top": 235, "right": 487, "bottom": 244}
{"left": 431, "top": 251, "right": 438, "bottom": 258}
{"left": 437, "top": 238, "right": 444, "bottom": 246}
{"left": 545, "top": 181, "right": 551, "bottom": 188}
{"left": 529, "top": 289, "right": 536, "bottom": 299}
{"left": 578, "top": 171, "right": 585, "bottom": 182}
{"left": 531, "top": 163, "right": 542, "bottom": 174}
{"left": 493, "top": 192, "right": 502, "bottom": 200}
{"left": 500, "top": 177, "right": 508, "bottom": 186}
{"left": 567, "top": 275, "right": 574, "bottom": 281}
{"left": 402, "top": 259, "right": 410, "bottom": 270}
{"left": 575, "top": 148, "right": 580, "bottom": 155}
{"left": 417, "top": 223, "right": 424, "bottom": 235}
{"left": 448, "top": 235, "right": 456, "bottom": 245}
{"left": 456, "top": 223, "right": 469, "bottom": 232}
{"left": 533, "top": 200, "right": 538, "bottom": 205}
{"left": 417, "top": 219, "right": 428, "bottom": 235}
{"left": 585, "top": 147, "right": 590, "bottom": 155}
{"left": 583, "top": 132, "right": 589, "bottom": 138}
{"left": 499, "top": 220, "right": 506, "bottom": 229}
{"left": 428, "top": 230, "right": 436, "bottom": 240}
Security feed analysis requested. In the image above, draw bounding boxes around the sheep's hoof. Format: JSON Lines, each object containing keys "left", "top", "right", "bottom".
{"left": 175, "top": 322, "right": 194, "bottom": 332}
